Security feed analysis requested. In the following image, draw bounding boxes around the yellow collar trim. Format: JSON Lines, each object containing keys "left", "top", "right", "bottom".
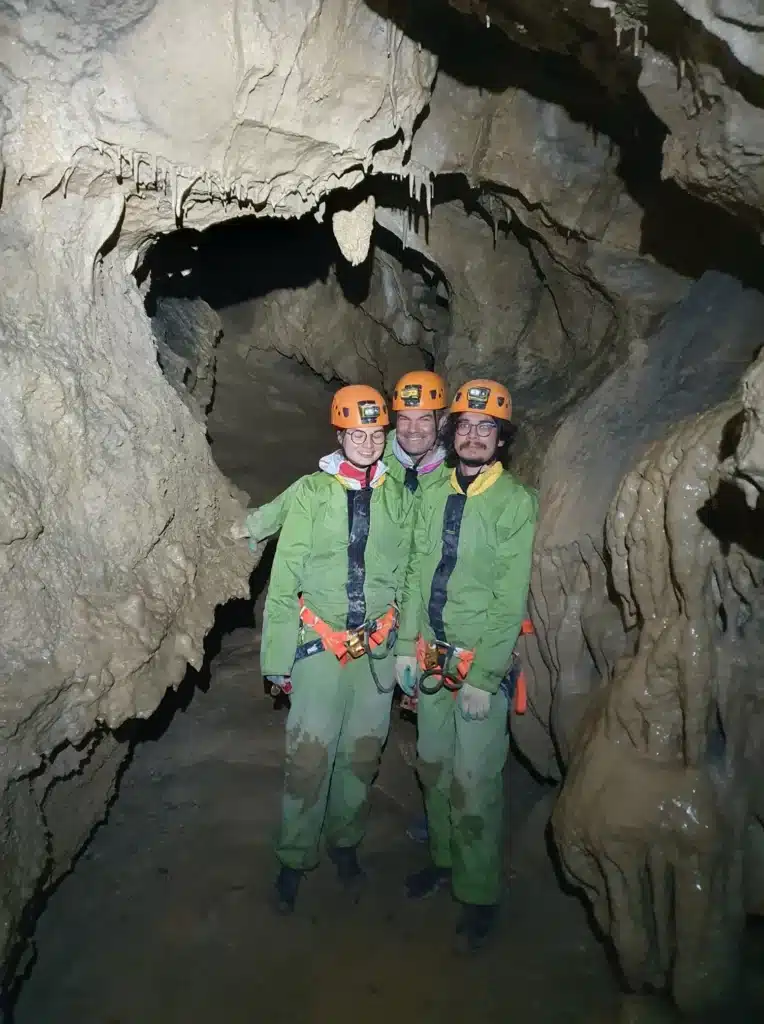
{"left": 449, "top": 461, "right": 502, "bottom": 496}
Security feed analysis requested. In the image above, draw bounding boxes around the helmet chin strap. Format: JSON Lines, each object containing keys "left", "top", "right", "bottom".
{"left": 459, "top": 455, "right": 494, "bottom": 469}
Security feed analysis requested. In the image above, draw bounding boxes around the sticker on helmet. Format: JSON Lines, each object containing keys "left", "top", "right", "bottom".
{"left": 358, "top": 401, "right": 381, "bottom": 423}
{"left": 466, "top": 385, "right": 491, "bottom": 409}
{"left": 400, "top": 383, "right": 422, "bottom": 406}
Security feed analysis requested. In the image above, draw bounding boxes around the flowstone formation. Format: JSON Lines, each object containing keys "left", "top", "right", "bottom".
{"left": 519, "top": 273, "right": 764, "bottom": 1009}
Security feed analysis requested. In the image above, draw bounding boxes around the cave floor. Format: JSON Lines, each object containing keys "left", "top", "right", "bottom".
{"left": 13, "top": 337, "right": 628, "bottom": 1023}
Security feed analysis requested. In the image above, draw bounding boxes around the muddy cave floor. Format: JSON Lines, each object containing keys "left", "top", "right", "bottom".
{"left": 12, "top": 341, "right": 762, "bottom": 1023}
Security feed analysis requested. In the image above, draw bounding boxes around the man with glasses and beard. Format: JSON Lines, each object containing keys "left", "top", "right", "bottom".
{"left": 394, "top": 379, "right": 538, "bottom": 951}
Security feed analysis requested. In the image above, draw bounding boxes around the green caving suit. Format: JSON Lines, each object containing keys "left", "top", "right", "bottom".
{"left": 260, "top": 465, "right": 413, "bottom": 871}
{"left": 397, "top": 462, "right": 538, "bottom": 905}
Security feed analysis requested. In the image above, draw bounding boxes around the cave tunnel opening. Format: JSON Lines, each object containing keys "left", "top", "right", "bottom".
{"left": 140, "top": 208, "right": 447, "bottom": 493}
{"left": 137, "top": 210, "right": 445, "bottom": 657}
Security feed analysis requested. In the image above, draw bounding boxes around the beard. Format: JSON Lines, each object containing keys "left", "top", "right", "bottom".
{"left": 458, "top": 452, "right": 492, "bottom": 467}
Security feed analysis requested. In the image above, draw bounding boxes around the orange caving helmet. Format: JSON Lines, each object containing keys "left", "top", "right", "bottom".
{"left": 331, "top": 384, "right": 390, "bottom": 429}
{"left": 450, "top": 379, "right": 512, "bottom": 420}
{"left": 391, "top": 370, "right": 447, "bottom": 412}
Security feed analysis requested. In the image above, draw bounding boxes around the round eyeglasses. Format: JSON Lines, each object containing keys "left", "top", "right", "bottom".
{"left": 347, "top": 429, "right": 386, "bottom": 445}
{"left": 455, "top": 419, "right": 497, "bottom": 437}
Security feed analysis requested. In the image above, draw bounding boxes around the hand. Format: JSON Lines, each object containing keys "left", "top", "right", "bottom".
{"left": 395, "top": 656, "right": 418, "bottom": 697}
{"left": 267, "top": 675, "right": 292, "bottom": 695}
{"left": 229, "top": 522, "right": 250, "bottom": 541}
{"left": 458, "top": 683, "right": 490, "bottom": 721}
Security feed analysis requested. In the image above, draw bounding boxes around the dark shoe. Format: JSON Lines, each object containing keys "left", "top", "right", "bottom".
{"left": 455, "top": 903, "right": 499, "bottom": 951}
{"left": 405, "top": 814, "right": 429, "bottom": 844}
{"left": 274, "top": 865, "right": 303, "bottom": 915}
{"left": 328, "top": 846, "right": 365, "bottom": 889}
{"left": 405, "top": 864, "right": 451, "bottom": 900}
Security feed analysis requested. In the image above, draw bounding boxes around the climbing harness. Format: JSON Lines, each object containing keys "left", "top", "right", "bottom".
{"left": 416, "top": 635, "right": 474, "bottom": 695}
{"left": 293, "top": 599, "right": 399, "bottom": 694}
{"left": 404, "top": 618, "right": 534, "bottom": 711}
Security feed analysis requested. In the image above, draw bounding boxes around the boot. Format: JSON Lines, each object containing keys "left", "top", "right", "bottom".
{"left": 274, "top": 865, "right": 303, "bottom": 915}
{"left": 454, "top": 903, "right": 498, "bottom": 951}
{"left": 405, "top": 813, "right": 429, "bottom": 844}
{"left": 328, "top": 845, "right": 365, "bottom": 889}
{"left": 404, "top": 864, "right": 451, "bottom": 900}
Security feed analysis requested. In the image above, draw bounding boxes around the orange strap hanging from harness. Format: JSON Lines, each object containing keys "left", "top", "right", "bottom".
{"left": 513, "top": 618, "right": 534, "bottom": 715}
{"left": 298, "top": 598, "right": 397, "bottom": 666}
{"left": 411, "top": 618, "right": 534, "bottom": 710}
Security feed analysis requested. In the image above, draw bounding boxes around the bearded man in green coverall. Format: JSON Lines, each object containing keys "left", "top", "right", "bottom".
{"left": 243, "top": 384, "right": 414, "bottom": 913}
{"left": 394, "top": 378, "right": 538, "bottom": 951}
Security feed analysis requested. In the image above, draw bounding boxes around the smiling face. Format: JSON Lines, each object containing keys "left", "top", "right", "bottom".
{"left": 338, "top": 426, "right": 386, "bottom": 467}
{"left": 396, "top": 409, "right": 439, "bottom": 458}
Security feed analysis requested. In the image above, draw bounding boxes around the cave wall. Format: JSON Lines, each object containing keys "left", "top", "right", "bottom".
{"left": 223, "top": 245, "right": 447, "bottom": 390}
{"left": 0, "top": 187, "right": 251, "bottom": 981}
{"left": 0, "top": 0, "right": 437, "bottom": 981}
{"left": 151, "top": 297, "right": 222, "bottom": 424}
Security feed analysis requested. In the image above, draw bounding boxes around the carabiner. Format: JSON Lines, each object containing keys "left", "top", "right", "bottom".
{"left": 418, "top": 644, "right": 465, "bottom": 696}
{"left": 364, "top": 624, "right": 396, "bottom": 694}
{"left": 418, "top": 666, "right": 445, "bottom": 695}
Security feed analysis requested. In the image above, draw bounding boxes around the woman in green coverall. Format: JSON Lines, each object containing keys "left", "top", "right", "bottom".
{"left": 255, "top": 384, "right": 413, "bottom": 913}
{"left": 395, "top": 379, "right": 538, "bottom": 951}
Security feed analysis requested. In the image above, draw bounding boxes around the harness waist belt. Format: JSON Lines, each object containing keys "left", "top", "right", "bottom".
{"left": 413, "top": 617, "right": 534, "bottom": 710}
{"left": 416, "top": 636, "right": 474, "bottom": 681}
{"left": 295, "top": 599, "right": 398, "bottom": 666}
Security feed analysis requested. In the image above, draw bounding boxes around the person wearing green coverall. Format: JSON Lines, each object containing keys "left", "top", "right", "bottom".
{"left": 250, "top": 384, "right": 414, "bottom": 914}
{"left": 394, "top": 378, "right": 538, "bottom": 951}
{"left": 240, "top": 369, "right": 450, "bottom": 549}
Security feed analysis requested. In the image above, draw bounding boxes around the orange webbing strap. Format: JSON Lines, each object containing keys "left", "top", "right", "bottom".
{"left": 299, "top": 599, "right": 396, "bottom": 665}
{"left": 514, "top": 672, "right": 528, "bottom": 714}
{"left": 415, "top": 635, "right": 428, "bottom": 671}
{"left": 514, "top": 618, "right": 534, "bottom": 714}
{"left": 299, "top": 600, "right": 349, "bottom": 661}
{"left": 455, "top": 648, "right": 474, "bottom": 680}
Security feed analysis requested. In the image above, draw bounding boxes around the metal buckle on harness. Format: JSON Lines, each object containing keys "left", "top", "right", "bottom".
{"left": 344, "top": 629, "right": 366, "bottom": 660}
{"left": 422, "top": 642, "right": 440, "bottom": 672}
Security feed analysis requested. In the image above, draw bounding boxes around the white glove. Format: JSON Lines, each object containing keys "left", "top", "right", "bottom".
{"left": 395, "top": 655, "right": 419, "bottom": 697}
{"left": 267, "top": 675, "right": 292, "bottom": 695}
{"left": 458, "top": 683, "right": 490, "bottom": 721}
{"left": 229, "top": 522, "right": 250, "bottom": 541}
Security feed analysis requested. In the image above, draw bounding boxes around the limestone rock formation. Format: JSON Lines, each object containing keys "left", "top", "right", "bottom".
{"left": 224, "top": 246, "right": 446, "bottom": 391}
{"left": 332, "top": 196, "right": 377, "bottom": 266}
{"left": 518, "top": 272, "right": 764, "bottom": 1008}
{"left": 151, "top": 297, "right": 222, "bottom": 423}
{"left": 0, "top": 0, "right": 436, "bottom": 981}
